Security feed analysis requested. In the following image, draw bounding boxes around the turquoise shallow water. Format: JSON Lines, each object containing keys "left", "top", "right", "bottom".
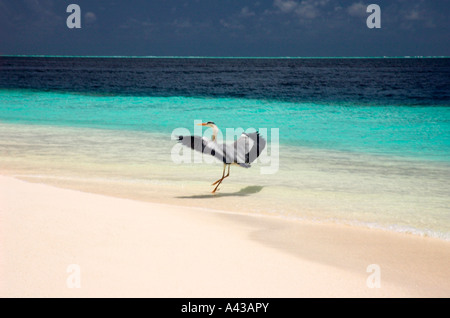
{"left": 1, "top": 89, "right": 449, "bottom": 162}
{"left": 1, "top": 89, "right": 449, "bottom": 239}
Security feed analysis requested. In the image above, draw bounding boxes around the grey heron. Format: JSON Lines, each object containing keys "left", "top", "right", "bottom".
{"left": 177, "top": 122, "right": 266, "bottom": 193}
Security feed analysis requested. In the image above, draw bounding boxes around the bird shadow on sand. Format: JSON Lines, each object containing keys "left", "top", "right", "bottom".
{"left": 175, "top": 185, "right": 264, "bottom": 199}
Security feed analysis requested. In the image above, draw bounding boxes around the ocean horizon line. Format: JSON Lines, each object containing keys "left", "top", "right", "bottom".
{"left": 2, "top": 54, "right": 449, "bottom": 59}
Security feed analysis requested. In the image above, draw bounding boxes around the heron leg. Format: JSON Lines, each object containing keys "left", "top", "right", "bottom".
{"left": 212, "top": 180, "right": 223, "bottom": 193}
{"left": 212, "top": 165, "right": 230, "bottom": 193}
{"left": 211, "top": 164, "right": 227, "bottom": 186}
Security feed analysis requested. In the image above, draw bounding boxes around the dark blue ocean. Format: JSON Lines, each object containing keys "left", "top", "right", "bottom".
{"left": 1, "top": 57, "right": 449, "bottom": 104}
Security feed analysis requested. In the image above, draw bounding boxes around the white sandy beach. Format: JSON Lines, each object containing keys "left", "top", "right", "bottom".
{"left": 1, "top": 175, "right": 449, "bottom": 297}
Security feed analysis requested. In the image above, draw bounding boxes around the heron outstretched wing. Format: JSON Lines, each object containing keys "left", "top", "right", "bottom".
{"left": 177, "top": 135, "right": 227, "bottom": 163}
{"left": 231, "top": 132, "right": 266, "bottom": 167}
{"left": 177, "top": 132, "right": 266, "bottom": 167}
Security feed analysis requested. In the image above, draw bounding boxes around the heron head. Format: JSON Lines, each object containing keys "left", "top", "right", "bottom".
{"left": 197, "top": 121, "right": 216, "bottom": 128}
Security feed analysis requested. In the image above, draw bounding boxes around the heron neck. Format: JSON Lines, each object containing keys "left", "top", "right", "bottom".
{"left": 211, "top": 125, "right": 219, "bottom": 142}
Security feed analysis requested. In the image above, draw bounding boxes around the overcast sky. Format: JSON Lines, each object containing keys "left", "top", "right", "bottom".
{"left": 0, "top": 0, "right": 449, "bottom": 57}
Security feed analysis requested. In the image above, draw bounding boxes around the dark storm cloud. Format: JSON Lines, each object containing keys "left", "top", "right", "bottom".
{"left": 0, "top": 0, "right": 448, "bottom": 56}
